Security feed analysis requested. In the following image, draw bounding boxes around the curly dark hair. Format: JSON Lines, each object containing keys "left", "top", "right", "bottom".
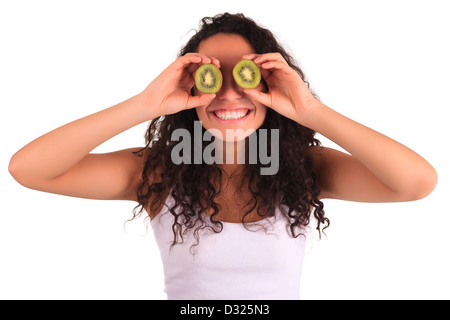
{"left": 132, "top": 12, "right": 329, "bottom": 249}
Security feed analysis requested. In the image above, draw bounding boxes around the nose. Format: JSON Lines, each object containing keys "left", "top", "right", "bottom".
{"left": 216, "top": 71, "right": 244, "bottom": 100}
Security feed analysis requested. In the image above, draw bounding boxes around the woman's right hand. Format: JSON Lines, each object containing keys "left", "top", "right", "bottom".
{"left": 140, "top": 53, "right": 220, "bottom": 119}
{"left": 9, "top": 53, "right": 222, "bottom": 201}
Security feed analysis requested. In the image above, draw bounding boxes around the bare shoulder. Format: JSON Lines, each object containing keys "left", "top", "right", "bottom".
{"left": 87, "top": 147, "right": 148, "bottom": 201}
{"left": 308, "top": 145, "right": 341, "bottom": 170}
{"left": 308, "top": 146, "right": 342, "bottom": 199}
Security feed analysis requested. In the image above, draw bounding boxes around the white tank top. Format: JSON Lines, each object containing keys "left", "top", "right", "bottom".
{"left": 150, "top": 195, "right": 306, "bottom": 300}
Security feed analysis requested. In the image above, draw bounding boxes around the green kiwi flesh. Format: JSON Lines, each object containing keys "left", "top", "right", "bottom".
{"left": 233, "top": 59, "right": 261, "bottom": 89}
{"left": 195, "top": 64, "right": 222, "bottom": 94}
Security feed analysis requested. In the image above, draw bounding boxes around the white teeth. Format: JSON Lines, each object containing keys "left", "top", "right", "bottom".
{"left": 214, "top": 109, "right": 248, "bottom": 120}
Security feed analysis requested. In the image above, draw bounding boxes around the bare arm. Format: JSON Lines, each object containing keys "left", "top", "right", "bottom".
{"left": 244, "top": 52, "right": 437, "bottom": 202}
{"left": 8, "top": 95, "right": 151, "bottom": 200}
{"left": 303, "top": 102, "right": 437, "bottom": 202}
{"left": 8, "top": 54, "right": 218, "bottom": 201}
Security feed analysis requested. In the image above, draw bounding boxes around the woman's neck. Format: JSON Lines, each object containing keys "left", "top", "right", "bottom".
{"left": 215, "top": 138, "right": 247, "bottom": 178}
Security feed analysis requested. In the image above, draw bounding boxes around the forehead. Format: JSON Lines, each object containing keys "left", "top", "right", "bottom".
{"left": 197, "top": 33, "right": 255, "bottom": 62}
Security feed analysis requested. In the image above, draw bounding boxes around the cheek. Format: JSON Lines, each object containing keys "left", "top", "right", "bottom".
{"left": 256, "top": 105, "right": 267, "bottom": 124}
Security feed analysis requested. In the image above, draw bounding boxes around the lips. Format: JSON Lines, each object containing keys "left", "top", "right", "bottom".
{"left": 209, "top": 106, "right": 254, "bottom": 123}
{"left": 213, "top": 108, "right": 250, "bottom": 120}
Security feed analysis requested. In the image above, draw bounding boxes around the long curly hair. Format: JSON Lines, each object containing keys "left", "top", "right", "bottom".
{"left": 132, "top": 12, "right": 329, "bottom": 248}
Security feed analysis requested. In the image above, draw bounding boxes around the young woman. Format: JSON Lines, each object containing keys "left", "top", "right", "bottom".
{"left": 8, "top": 13, "right": 437, "bottom": 299}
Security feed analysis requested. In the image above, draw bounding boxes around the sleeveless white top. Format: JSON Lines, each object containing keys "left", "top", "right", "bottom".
{"left": 150, "top": 195, "right": 306, "bottom": 300}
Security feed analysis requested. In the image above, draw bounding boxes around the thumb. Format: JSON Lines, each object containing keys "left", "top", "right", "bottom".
{"left": 244, "top": 89, "right": 271, "bottom": 107}
{"left": 185, "top": 93, "right": 216, "bottom": 109}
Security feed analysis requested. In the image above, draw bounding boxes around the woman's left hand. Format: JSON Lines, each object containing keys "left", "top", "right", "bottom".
{"left": 242, "top": 53, "right": 320, "bottom": 125}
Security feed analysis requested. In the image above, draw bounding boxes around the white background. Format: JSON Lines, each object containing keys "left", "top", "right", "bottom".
{"left": 1, "top": 0, "right": 449, "bottom": 299}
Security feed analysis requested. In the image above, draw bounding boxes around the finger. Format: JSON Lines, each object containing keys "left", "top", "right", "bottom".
{"left": 187, "top": 63, "right": 221, "bottom": 81}
{"left": 240, "top": 54, "right": 273, "bottom": 81}
{"left": 241, "top": 53, "right": 260, "bottom": 60}
{"left": 183, "top": 55, "right": 221, "bottom": 76}
{"left": 261, "top": 60, "right": 288, "bottom": 71}
{"left": 254, "top": 52, "right": 286, "bottom": 64}
{"left": 184, "top": 52, "right": 213, "bottom": 64}
{"left": 185, "top": 93, "right": 216, "bottom": 109}
{"left": 172, "top": 56, "right": 201, "bottom": 73}
{"left": 244, "top": 89, "right": 272, "bottom": 107}
{"left": 210, "top": 57, "right": 221, "bottom": 68}
{"left": 174, "top": 54, "right": 213, "bottom": 72}
{"left": 176, "top": 54, "right": 202, "bottom": 67}
{"left": 185, "top": 53, "right": 221, "bottom": 68}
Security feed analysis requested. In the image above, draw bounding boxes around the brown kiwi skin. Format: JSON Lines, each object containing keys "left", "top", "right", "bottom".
{"left": 232, "top": 59, "right": 261, "bottom": 89}
{"left": 195, "top": 64, "right": 222, "bottom": 94}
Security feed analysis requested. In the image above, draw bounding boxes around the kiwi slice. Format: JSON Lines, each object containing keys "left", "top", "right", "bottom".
{"left": 195, "top": 63, "right": 222, "bottom": 94}
{"left": 233, "top": 59, "right": 261, "bottom": 89}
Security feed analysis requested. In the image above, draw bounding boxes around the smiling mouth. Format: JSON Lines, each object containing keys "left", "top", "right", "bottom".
{"left": 212, "top": 108, "right": 252, "bottom": 120}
